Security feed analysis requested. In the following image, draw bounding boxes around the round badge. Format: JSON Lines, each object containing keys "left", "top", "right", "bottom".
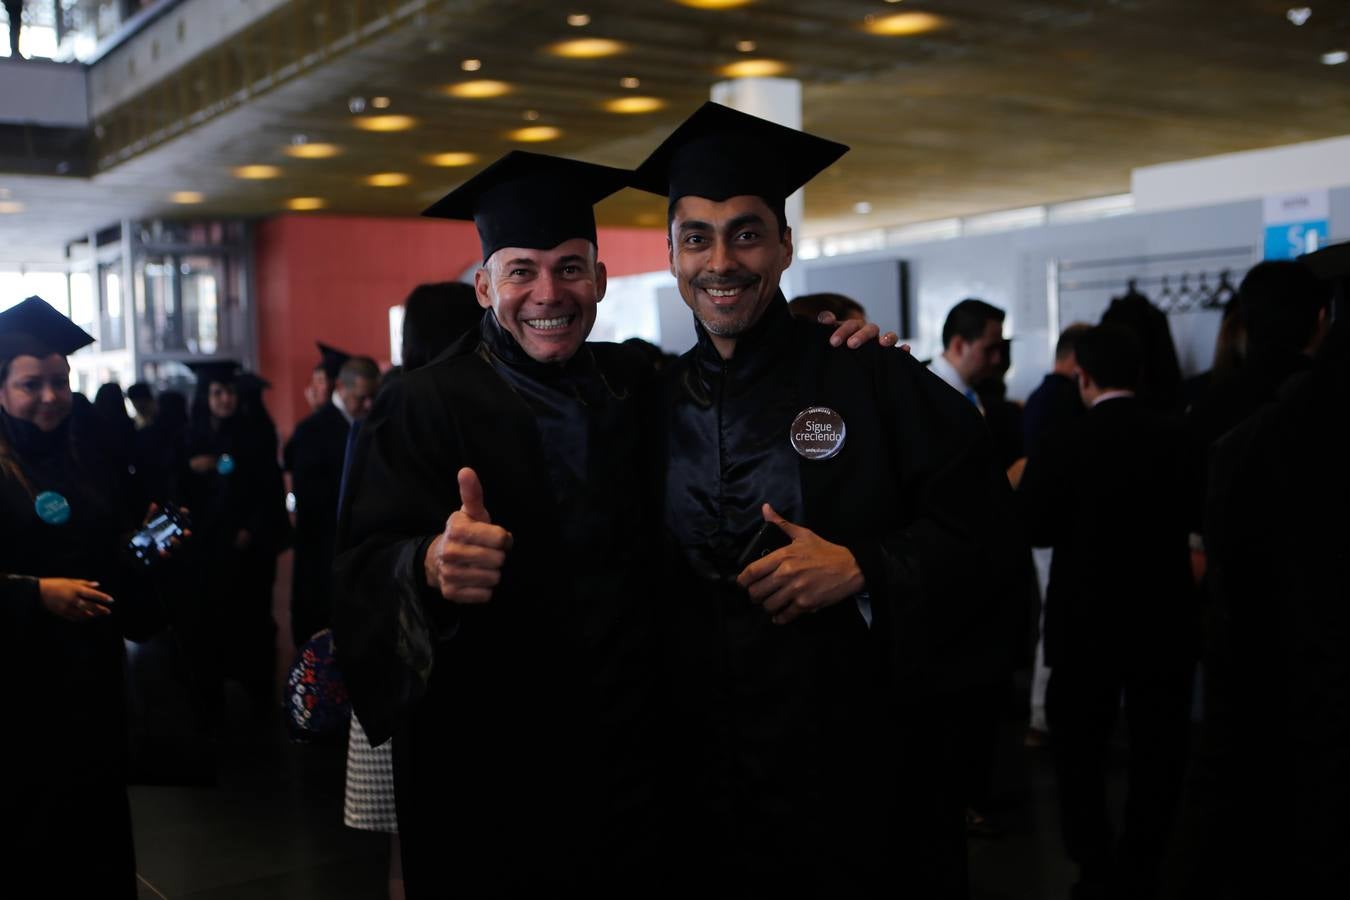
{"left": 789, "top": 406, "right": 846, "bottom": 461}
{"left": 216, "top": 453, "right": 236, "bottom": 476}
{"left": 34, "top": 490, "right": 72, "bottom": 526}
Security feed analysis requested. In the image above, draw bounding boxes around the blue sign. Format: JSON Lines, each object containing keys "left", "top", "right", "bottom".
{"left": 34, "top": 491, "right": 71, "bottom": 526}
{"left": 216, "top": 453, "right": 235, "bottom": 476}
{"left": 1263, "top": 220, "right": 1329, "bottom": 260}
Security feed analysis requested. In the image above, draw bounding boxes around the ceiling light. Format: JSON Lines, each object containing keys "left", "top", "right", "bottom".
{"left": 348, "top": 96, "right": 366, "bottom": 114}
{"left": 549, "top": 38, "right": 625, "bottom": 58}
{"left": 233, "top": 164, "right": 281, "bottom": 179}
{"left": 353, "top": 114, "right": 417, "bottom": 131}
{"left": 285, "top": 142, "right": 340, "bottom": 159}
{"left": 170, "top": 191, "right": 204, "bottom": 204}
{"left": 719, "top": 58, "right": 787, "bottom": 78}
{"left": 425, "top": 152, "right": 479, "bottom": 167}
{"left": 603, "top": 96, "right": 665, "bottom": 114}
{"left": 1323, "top": 49, "right": 1348, "bottom": 65}
{"left": 365, "top": 172, "right": 410, "bottom": 187}
{"left": 371, "top": 96, "right": 392, "bottom": 109}
{"left": 444, "top": 80, "right": 512, "bottom": 98}
{"left": 736, "top": 40, "right": 756, "bottom": 52}
{"left": 0, "top": 200, "right": 24, "bottom": 214}
{"left": 461, "top": 58, "right": 482, "bottom": 71}
{"left": 567, "top": 13, "right": 591, "bottom": 27}
{"left": 287, "top": 197, "right": 325, "bottom": 211}
{"left": 675, "top": 0, "right": 752, "bottom": 9}
{"left": 863, "top": 11, "right": 944, "bottom": 36}
{"left": 507, "top": 126, "right": 563, "bottom": 142}
{"left": 1287, "top": 7, "right": 1312, "bottom": 26}
{"left": 854, "top": 201, "right": 873, "bottom": 215}
{"left": 620, "top": 76, "right": 641, "bottom": 88}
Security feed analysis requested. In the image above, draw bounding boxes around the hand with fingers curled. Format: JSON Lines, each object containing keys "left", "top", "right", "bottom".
{"left": 735, "top": 503, "right": 866, "bottom": 625}
{"left": 39, "top": 578, "right": 115, "bottom": 623}
{"left": 424, "top": 467, "right": 514, "bottom": 604}
{"left": 816, "top": 310, "right": 905, "bottom": 352}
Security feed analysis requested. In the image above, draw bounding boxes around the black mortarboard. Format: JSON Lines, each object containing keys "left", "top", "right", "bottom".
{"left": 0, "top": 295, "right": 95, "bottom": 361}
{"left": 185, "top": 360, "right": 242, "bottom": 391}
{"left": 316, "top": 342, "right": 352, "bottom": 381}
{"left": 630, "top": 102, "right": 849, "bottom": 212}
{"left": 421, "top": 150, "right": 630, "bottom": 264}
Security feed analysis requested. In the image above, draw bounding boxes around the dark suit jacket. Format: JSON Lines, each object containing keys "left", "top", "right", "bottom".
{"left": 1020, "top": 395, "right": 1196, "bottom": 669}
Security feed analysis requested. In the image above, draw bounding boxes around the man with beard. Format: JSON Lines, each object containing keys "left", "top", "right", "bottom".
{"left": 629, "top": 102, "right": 1024, "bottom": 897}
{"left": 333, "top": 148, "right": 883, "bottom": 897}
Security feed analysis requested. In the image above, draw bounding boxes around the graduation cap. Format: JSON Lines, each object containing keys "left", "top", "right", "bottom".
{"left": 0, "top": 295, "right": 95, "bottom": 361}
{"left": 630, "top": 102, "right": 849, "bottom": 215}
{"left": 185, "top": 360, "right": 242, "bottom": 391}
{"left": 421, "top": 150, "right": 630, "bottom": 264}
{"left": 316, "top": 342, "right": 352, "bottom": 382}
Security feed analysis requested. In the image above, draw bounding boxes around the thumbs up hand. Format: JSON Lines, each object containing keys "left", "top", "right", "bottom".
{"left": 735, "top": 503, "right": 865, "bottom": 625}
{"left": 423, "top": 467, "right": 514, "bottom": 604}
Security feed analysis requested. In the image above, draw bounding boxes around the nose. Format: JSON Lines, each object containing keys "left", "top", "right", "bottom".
{"left": 706, "top": 236, "right": 735, "bottom": 275}
{"left": 533, "top": 268, "right": 562, "bottom": 301}
{"left": 40, "top": 382, "right": 59, "bottom": 404}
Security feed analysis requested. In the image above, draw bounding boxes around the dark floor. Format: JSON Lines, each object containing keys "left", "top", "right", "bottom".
{"left": 126, "top": 560, "right": 1101, "bottom": 898}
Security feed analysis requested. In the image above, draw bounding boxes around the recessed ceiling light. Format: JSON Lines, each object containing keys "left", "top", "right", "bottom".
{"left": 1287, "top": 7, "right": 1312, "bottom": 26}
{"left": 285, "top": 142, "right": 341, "bottom": 159}
{"left": 461, "top": 58, "right": 482, "bottom": 71}
{"left": 603, "top": 96, "right": 666, "bottom": 114}
{"left": 523, "top": 109, "right": 541, "bottom": 121}
{"left": 0, "top": 200, "right": 25, "bottom": 214}
{"left": 1323, "top": 49, "right": 1348, "bottom": 65}
{"left": 567, "top": 13, "right": 591, "bottom": 27}
{"left": 233, "top": 164, "right": 281, "bottom": 179}
{"left": 549, "top": 38, "right": 625, "bottom": 58}
{"left": 353, "top": 114, "right": 417, "bottom": 131}
{"left": 736, "top": 40, "right": 756, "bottom": 52}
{"left": 170, "top": 191, "right": 204, "bottom": 204}
{"left": 444, "top": 80, "right": 512, "bottom": 98}
{"left": 507, "top": 125, "right": 563, "bottom": 142}
{"left": 854, "top": 201, "right": 873, "bottom": 215}
{"left": 425, "top": 152, "right": 479, "bottom": 167}
{"left": 863, "top": 11, "right": 944, "bottom": 36}
{"left": 675, "top": 0, "right": 752, "bottom": 9}
{"left": 365, "top": 172, "right": 410, "bottom": 187}
{"left": 620, "top": 76, "right": 641, "bottom": 88}
{"left": 348, "top": 96, "right": 367, "bottom": 114}
{"left": 371, "top": 96, "right": 392, "bottom": 109}
{"left": 287, "top": 197, "right": 325, "bottom": 211}
{"left": 719, "top": 58, "right": 787, "bottom": 78}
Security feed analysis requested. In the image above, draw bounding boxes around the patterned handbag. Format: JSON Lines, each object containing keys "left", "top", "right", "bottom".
{"left": 285, "top": 628, "right": 351, "bottom": 741}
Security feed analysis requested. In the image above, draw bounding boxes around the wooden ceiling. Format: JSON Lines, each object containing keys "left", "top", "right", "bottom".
{"left": 4, "top": 0, "right": 1350, "bottom": 261}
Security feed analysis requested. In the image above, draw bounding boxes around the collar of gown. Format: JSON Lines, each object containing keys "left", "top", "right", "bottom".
{"left": 691, "top": 290, "right": 795, "bottom": 382}
{"left": 0, "top": 406, "right": 68, "bottom": 461}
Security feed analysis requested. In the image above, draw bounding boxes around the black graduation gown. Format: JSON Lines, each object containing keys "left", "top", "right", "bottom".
{"left": 333, "top": 315, "right": 665, "bottom": 897}
{"left": 0, "top": 404, "right": 161, "bottom": 899}
{"left": 283, "top": 401, "right": 350, "bottom": 646}
{"left": 1022, "top": 371, "right": 1084, "bottom": 460}
{"left": 662, "top": 296, "right": 1024, "bottom": 897}
{"left": 181, "top": 413, "right": 287, "bottom": 697}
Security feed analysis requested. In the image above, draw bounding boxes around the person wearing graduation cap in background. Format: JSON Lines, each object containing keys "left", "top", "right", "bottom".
{"left": 303, "top": 341, "right": 347, "bottom": 413}
{"left": 629, "top": 102, "right": 1026, "bottom": 897}
{"left": 182, "top": 360, "right": 289, "bottom": 712}
{"left": 284, "top": 342, "right": 376, "bottom": 647}
{"left": 0, "top": 296, "right": 181, "bottom": 898}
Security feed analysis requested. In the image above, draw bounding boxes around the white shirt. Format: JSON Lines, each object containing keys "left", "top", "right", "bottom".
{"left": 332, "top": 389, "right": 355, "bottom": 425}
{"left": 1090, "top": 389, "right": 1136, "bottom": 408}
{"left": 928, "top": 353, "right": 984, "bottom": 416}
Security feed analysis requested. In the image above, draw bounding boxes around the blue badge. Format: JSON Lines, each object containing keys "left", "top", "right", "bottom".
{"left": 34, "top": 490, "right": 71, "bottom": 526}
{"left": 216, "top": 453, "right": 235, "bottom": 476}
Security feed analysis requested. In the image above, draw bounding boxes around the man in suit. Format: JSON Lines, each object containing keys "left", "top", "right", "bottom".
{"left": 1020, "top": 324, "right": 1197, "bottom": 900}
{"left": 284, "top": 353, "right": 376, "bottom": 646}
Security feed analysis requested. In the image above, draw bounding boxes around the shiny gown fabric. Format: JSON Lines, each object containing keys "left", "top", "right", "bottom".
{"left": 333, "top": 314, "right": 666, "bottom": 897}
{"left": 663, "top": 296, "right": 1024, "bottom": 896}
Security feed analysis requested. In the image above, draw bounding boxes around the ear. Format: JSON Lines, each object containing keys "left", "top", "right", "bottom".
{"left": 594, "top": 259, "right": 608, "bottom": 303}
{"left": 473, "top": 266, "right": 493, "bottom": 311}
{"left": 667, "top": 234, "right": 676, "bottom": 277}
{"left": 781, "top": 225, "right": 794, "bottom": 272}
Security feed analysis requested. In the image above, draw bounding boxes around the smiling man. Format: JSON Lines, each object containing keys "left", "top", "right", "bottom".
{"left": 631, "top": 103, "right": 1027, "bottom": 897}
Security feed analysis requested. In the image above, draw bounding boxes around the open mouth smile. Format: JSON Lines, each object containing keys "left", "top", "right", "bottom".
{"left": 522, "top": 314, "right": 577, "bottom": 331}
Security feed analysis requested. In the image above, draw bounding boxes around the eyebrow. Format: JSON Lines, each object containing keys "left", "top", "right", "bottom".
{"left": 501, "top": 258, "right": 539, "bottom": 268}
{"left": 555, "top": 254, "right": 588, "bottom": 266}
{"left": 726, "top": 213, "right": 767, "bottom": 232}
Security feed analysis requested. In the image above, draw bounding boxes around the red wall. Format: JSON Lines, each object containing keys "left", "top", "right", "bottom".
{"left": 254, "top": 214, "right": 669, "bottom": 438}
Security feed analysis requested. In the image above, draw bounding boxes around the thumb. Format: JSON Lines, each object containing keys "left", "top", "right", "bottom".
{"left": 458, "top": 467, "right": 490, "bottom": 523}
{"left": 762, "top": 502, "right": 809, "bottom": 541}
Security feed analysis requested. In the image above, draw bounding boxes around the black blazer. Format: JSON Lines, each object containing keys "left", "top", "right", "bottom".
{"left": 1020, "top": 395, "right": 1196, "bottom": 669}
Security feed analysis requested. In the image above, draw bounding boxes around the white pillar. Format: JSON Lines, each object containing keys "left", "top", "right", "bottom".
{"left": 710, "top": 77, "right": 806, "bottom": 300}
